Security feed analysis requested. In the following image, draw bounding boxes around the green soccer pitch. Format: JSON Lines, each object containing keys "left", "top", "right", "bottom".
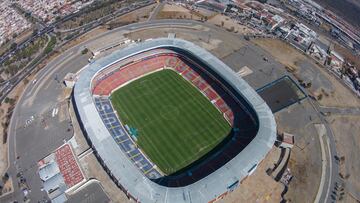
{"left": 110, "top": 69, "right": 231, "bottom": 175}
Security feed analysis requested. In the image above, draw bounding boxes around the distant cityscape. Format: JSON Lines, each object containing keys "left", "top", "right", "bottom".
{"left": 1, "top": 0, "right": 360, "bottom": 203}
{"left": 0, "top": 0, "right": 94, "bottom": 46}
{"left": 0, "top": 1, "right": 31, "bottom": 45}
{"left": 15, "top": 0, "right": 94, "bottom": 24}
{"left": 194, "top": 0, "right": 360, "bottom": 95}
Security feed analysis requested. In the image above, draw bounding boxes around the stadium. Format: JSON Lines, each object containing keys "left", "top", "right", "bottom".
{"left": 73, "top": 38, "right": 276, "bottom": 203}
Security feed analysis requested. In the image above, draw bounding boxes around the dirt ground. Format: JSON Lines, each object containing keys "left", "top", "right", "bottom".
{"left": 275, "top": 100, "right": 323, "bottom": 203}
{"left": 0, "top": 44, "right": 9, "bottom": 56}
{"left": 327, "top": 115, "right": 360, "bottom": 202}
{"left": 253, "top": 38, "right": 360, "bottom": 202}
{"left": 315, "top": 66, "right": 360, "bottom": 107}
{"left": 126, "top": 25, "right": 245, "bottom": 60}
{"left": 0, "top": 106, "right": 9, "bottom": 177}
{"left": 59, "top": 26, "right": 108, "bottom": 52}
{"left": 220, "top": 148, "right": 283, "bottom": 203}
{"left": 252, "top": 38, "right": 360, "bottom": 108}
{"left": 0, "top": 177, "right": 13, "bottom": 195}
{"left": 207, "top": 14, "right": 257, "bottom": 35}
{"left": 14, "top": 28, "right": 34, "bottom": 44}
{"left": 79, "top": 153, "right": 131, "bottom": 203}
{"left": 156, "top": 4, "right": 203, "bottom": 20}
{"left": 108, "top": 4, "right": 156, "bottom": 25}
{"left": 59, "top": 1, "right": 143, "bottom": 30}
{"left": 252, "top": 38, "right": 305, "bottom": 69}
{"left": 334, "top": 43, "right": 360, "bottom": 69}
{"left": 60, "top": 4, "right": 159, "bottom": 52}
{"left": 60, "top": 5, "right": 158, "bottom": 48}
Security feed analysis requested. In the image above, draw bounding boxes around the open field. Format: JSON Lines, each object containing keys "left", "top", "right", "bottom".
{"left": 207, "top": 14, "right": 257, "bottom": 35}
{"left": 58, "top": 0, "right": 141, "bottom": 30}
{"left": 252, "top": 38, "right": 360, "bottom": 108}
{"left": 156, "top": 4, "right": 203, "bottom": 20}
{"left": 328, "top": 115, "right": 360, "bottom": 202}
{"left": 111, "top": 70, "right": 231, "bottom": 174}
{"left": 106, "top": 4, "right": 156, "bottom": 28}
{"left": 276, "top": 100, "right": 322, "bottom": 203}
{"left": 221, "top": 148, "right": 283, "bottom": 203}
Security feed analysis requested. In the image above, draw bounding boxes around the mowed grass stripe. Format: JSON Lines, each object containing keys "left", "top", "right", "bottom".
{"left": 113, "top": 75, "right": 185, "bottom": 169}
{"left": 153, "top": 72, "right": 223, "bottom": 167}
{"left": 111, "top": 69, "right": 231, "bottom": 174}
{"left": 144, "top": 72, "right": 208, "bottom": 163}
{"left": 165, "top": 72, "right": 229, "bottom": 146}
{"left": 127, "top": 76, "right": 191, "bottom": 169}
{"left": 148, "top": 76, "right": 198, "bottom": 167}
{"left": 115, "top": 70, "right": 225, "bottom": 172}
{"left": 114, "top": 70, "right": 223, "bottom": 172}
{"left": 115, "top": 79, "right": 178, "bottom": 169}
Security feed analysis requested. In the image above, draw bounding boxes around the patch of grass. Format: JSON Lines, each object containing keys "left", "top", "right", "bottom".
{"left": 1, "top": 36, "right": 47, "bottom": 75}
{"left": 110, "top": 69, "right": 231, "bottom": 174}
{"left": 44, "top": 36, "right": 56, "bottom": 55}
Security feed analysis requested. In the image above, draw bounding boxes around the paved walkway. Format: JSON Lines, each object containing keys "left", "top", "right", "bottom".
{"left": 319, "top": 106, "right": 360, "bottom": 116}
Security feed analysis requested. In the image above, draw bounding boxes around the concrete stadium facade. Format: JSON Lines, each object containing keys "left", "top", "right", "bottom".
{"left": 73, "top": 38, "right": 276, "bottom": 203}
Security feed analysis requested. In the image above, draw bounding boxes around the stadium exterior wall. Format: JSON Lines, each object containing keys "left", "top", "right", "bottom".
{"left": 73, "top": 38, "right": 276, "bottom": 203}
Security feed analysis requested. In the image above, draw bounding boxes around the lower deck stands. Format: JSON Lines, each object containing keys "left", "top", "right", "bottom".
{"left": 94, "top": 97, "right": 162, "bottom": 179}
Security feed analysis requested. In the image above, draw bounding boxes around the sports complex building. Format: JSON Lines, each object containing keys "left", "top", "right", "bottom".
{"left": 73, "top": 38, "right": 276, "bottom": 203}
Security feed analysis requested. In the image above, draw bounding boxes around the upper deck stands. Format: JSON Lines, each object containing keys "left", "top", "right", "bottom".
{"left": 92, "top": 55, "right": 168, "bottom": 95}
{"left": 92, "top": 52, "right": 235, "bottom": 125}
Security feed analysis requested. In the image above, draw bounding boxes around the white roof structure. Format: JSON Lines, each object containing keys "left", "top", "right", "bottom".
{"left": 73, "top": 38, "right": 276, "bottom": 203}
{"left": 39, "top": 161, "right": 60, "bottom": 182}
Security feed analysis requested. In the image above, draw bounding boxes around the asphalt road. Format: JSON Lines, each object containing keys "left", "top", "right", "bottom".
{"left": 56, "top": 1, "right": 154, "bottom": 33}
{"left": 319, "top": 106, "right": 360, "bottom": 116}
{"left": 1, "top": 46, "right": 87, "bottom": 203}
{"left": 0, "top": 19, "right": 216, "bottom": 203}
{"left": 309, "top": 99, "right": 340, "bottom": 203}
{"left": 1, "top": 1, "right": 154, "bottom": 102}
{"left": 0, "top": 19, "right": 341, "bottom": 203}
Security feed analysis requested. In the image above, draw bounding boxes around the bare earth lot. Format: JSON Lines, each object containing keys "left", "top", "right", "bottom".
{"left": 221, "top": 148, "right": 283, "bottom": 203}
{"left": 276, "top": 100, "right": 322, "bottom": 203}
{"left": 108, "top": 4, "right": 156, "bottom": 25}
{"left": 252, "top": 38, "right": 360, "bottom": 108}
{"left": 156, "top": 4, "right": 203, "bottom": 20}
{"left": 207, "top": 14, "right": 257, "bottom": 35}
{"left": 328, "top": 115, "right": 360, "bottom": 202}
{"left": 253, "top": 38, "right": 360, "bottom": 202}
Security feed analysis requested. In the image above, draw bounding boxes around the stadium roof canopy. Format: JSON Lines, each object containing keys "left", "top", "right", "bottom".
{"left": 73, "top": 38, "right": 276, "bottom": 203}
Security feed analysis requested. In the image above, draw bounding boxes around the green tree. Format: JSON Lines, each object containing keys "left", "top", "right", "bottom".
{"left": 81, "top": 48, "right": 89, "bottom": 55}
{"left": 10, "top": 42, "right": 17, "bottom": 50}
